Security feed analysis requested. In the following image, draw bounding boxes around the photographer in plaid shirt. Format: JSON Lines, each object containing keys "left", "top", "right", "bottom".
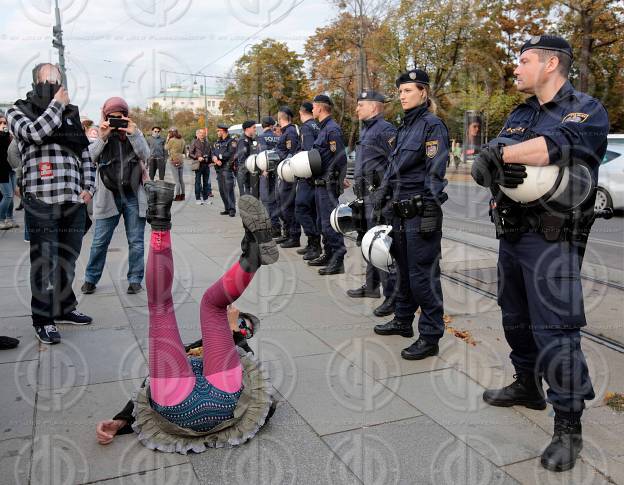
{"left": 7, "top": 63, "right": 95, "bottom": 344}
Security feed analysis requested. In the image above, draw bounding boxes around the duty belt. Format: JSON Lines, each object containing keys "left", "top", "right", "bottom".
{"left": 313, "top": 179, "right": 326, "bottom": 187}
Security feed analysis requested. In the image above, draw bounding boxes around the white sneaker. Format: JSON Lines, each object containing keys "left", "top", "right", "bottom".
{"left": 195, "top": 200, "right": 203, "bottom": 205}
{"left": 204, "top": 199, "right": 212, "bottom": 206}
{"left": 0, "top": 221, "right": 11, "bottom": 230}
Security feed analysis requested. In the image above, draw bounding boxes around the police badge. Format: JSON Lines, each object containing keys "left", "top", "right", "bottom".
{"left": 329, "top": 140, "right": 337, "bottom": 152}
{"left": 286, "top": 139, "right": 292, "bottom": 149}
{"left": 425, "top": 140, "right": 438, "bottom": 158}
{"left": 562, "top": 112, "right": 589, "bottom": 123}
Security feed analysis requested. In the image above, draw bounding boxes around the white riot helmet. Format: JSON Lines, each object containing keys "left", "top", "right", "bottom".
{"left": 256, "top": 150, "right": 281, "bottom": 172}
{"left": 289, "top": 149, "right": 323, "bottom": 178}
{"left": 330, "top": 200, "right": 365, "bottom": 237}
{"left": 361, "top": 225, "right": 394, "bottom": 273}
{"left": 245, "top": 154, "right": 258, "bottom": 173}
{"left": 492, "top": 137, "right": 595, "bottom": 211}
{"left": 277, "top": 158, "right": 295, "bottom": 183}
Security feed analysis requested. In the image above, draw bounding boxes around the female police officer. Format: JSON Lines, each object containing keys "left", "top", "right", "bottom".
{"left": 372, "top": 69, "right": 449, "bottom": 361}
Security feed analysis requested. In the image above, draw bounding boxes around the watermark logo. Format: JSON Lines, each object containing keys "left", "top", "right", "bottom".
{"left": 124, "top": 0, "right": 193, "bottom": 27}
{"left": 20, "top": 0, "right": 89, "bottom": 27}
{"left": 227, "top": 0, "right": 299, "bottom": 28}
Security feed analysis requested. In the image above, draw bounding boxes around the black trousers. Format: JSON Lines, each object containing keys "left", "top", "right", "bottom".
{"left": 149, "top": 157, "right": 166, "bottom": 180}
{"left": 24, "top": 196, "right": 86, "bottom": 326}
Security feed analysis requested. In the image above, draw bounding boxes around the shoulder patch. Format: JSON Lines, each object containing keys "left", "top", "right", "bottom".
{"left": 329, "top": 140, "right": 337, "bottom": 152}
{"left": 425, "top": 140, "right": 439, "bottom": 158}
{"left": 286, "top": 139, "right": 292, "bottom": 149}
{"left": 231, "top": 141, "right": 237, "bottom": 148}
{"left": 388, "top": 136, "right": 396, "bottom": 148}
{"left": 562, "top": 112, "right": 589, "bottom": 123}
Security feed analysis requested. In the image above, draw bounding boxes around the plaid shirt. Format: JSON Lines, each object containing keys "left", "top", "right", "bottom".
{"left": 7, "top": 100, "right": 95, "bottom": 204}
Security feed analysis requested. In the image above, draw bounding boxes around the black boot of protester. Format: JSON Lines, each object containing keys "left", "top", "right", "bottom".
{"left": 144, "top": 181, "right": 175, "bottom": 231}
{"left": 238, "top": 195, "right": 279, "bottom": 271}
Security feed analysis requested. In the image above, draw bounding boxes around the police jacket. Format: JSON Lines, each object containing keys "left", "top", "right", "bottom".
{"left": 300, "top": 119, "right": 320, "bottom": 151}
{"left": 257, "top": 129, "right": 279, "bottom": 152}
{"left": 236, "top": 135, "right": 258, "bottom": 167}
{"left": 380, "top": 102, "right": 448, "bottom": 205}
{"left": 354, "top": 114, "right": 397, "bottom": 197}
{"left": 312, "top": 116, "right": 347, "bottom": 180}
{"left": 213, "top": 135, "right": 237, "bottom": 170}
{"left": 275, "top": 124, "right": 299, "bottom": 161}
{"left": 498, "top": 80, "right": 608, "bottom": 184}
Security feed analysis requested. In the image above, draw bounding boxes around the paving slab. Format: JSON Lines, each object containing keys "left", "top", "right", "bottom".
{"left": 190, "top": 400, "right": 360, "bottom": 485}
{"left": 94, "top": 463, "right": 199, "bottom": 485}
{"left": 386, "top": 368, "right": 550, "bottom": 466}
{"left": 0, "top": 316, "right": 39, "bottom": 364}
{"left": 274, "top": 353, "right": 421, "bottom": 436}
{"left": 1, "top": 437, "right": 31, "bottom": 485}
{"left": 503, "top": 458, "right": 611, "bottom": 485}
{"left": 324, "top": 416, "right": 518, "bottom": 485}
{"left": 0, "top": 361, "right": 35, "bottom": 441}
{"left": 33, "top": 379, "right": 188, "bottom": 485}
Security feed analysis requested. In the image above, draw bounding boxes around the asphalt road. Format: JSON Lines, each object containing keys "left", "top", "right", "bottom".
{"left": 444, "top": 181, "right": 624, "bottom": 272}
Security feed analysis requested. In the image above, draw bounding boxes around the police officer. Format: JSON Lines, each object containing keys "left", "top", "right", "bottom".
{"left": 372, "top": 69, "right": 448, "bottom": 361}
{"left": 295, "top": 101, "right": 322, "bottom": 260}
{"left": 471, "top": 35, "right": 608, "bottom": 473}
{"left": 274, "top": 106, "right": 301, "bottom": 247}
{"left": 212, "top": 123, "right": 237, "bottom": 217}
{"left": 236, "top": 120, "right": 259, "bottom": 197}
{"left": 257, "top": 116, "right": 281, "bottom": 237}
{"left": 307, "top": 94, "right": 347, "bottom": 275}
{"left": 347, "top": 90, "right": 398, "bottom": 317}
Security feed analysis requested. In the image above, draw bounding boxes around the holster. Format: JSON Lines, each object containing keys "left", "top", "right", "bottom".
{"left": 393, "top": 195, "right": 423, "bottom": 220}
{"left": 489, "top": 199, "right": 526, "bottom": 243}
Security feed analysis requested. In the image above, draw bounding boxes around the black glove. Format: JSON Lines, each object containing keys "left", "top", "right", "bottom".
{"left": 471, "top": 145, "right": 526, "bottom": 188}
{"left": 419, "top": 203, "right": 443, "bottom": 239}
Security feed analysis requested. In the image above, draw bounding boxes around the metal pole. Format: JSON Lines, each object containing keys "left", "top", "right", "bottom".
{"left": 203, "top": 75, "right": 208, "bottom": 134}
{"left": 256, "top": 60, "right": 261, "bottom": 123}
{"left": 53, "top": 0, "right": 67, "bottom": 86}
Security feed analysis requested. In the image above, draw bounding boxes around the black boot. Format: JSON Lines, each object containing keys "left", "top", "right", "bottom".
{"left": 319, "top": 257, "right": 344, "bottom": 275}
{"left": 307, "top": 252, "right": 331, "bottom": 267}
{"left": 275, "top": 229, "right": 290, "bottom": 244}
{"left": 346, "top": 284, "right": 381, "bottom": 298}
{"left": 280, "top": 236, "right": 301, "bottom": 248}
{"left": 238, "top": 195, "right": 279, "bottom": 271}
{"left": 296, "top": 238, "right": 312, "bottom": 255}
{"left": 374, "top": 318, "right": 414, "bottom": 337}
{"left": 541, "top": 413, "right": 583, "bottom": 472}
{"left": 401, "top": 337, "right": 439, "bottom": 360}
{"left": 373, "top": 297, "right": 395, "bottom": 317}
{"left": 271, "top": 226, "right": 282, "bottom": 239}
{"left": 303, "top": 236, "right": 321, "bottom": 261}
{"left": 482, "top": 374, "right": 546, "bottom": 410}
{"left": 144, "top": 181, "right": 175, "bottom": 230}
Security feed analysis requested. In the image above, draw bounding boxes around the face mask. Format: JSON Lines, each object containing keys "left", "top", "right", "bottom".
{"left": 152, "top": 132, "right": 160, "bottom": 138}
{"left": 33, "top": 81, "right": 61, "bottom": 104}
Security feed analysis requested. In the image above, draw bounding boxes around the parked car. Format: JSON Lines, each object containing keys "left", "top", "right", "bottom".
{"left": 346, "top": 149, "right": 356, "bottom": 179}
{"left": 228, "top": 123, "right": 263, "bottom": 139}
{"left": 595, "top": 134, "right": 624, "bottom": 211}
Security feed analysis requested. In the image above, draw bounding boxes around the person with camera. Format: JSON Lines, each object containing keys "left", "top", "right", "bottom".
{"left": 81, "top": 97, "right": 150, "bottom": 296}
{"left": 146, "top": 126, "right": 167, "bottom": 181}
{"left": 165, "top": 128, "right": 186, "bottom": 201}
{"left": 7, "top": 63, "right": 95, "bottom": 344}
{"left": 189, "top": 128, "right": 213, "bottom": 205}
{"left": 371, "top": 69, "right": 448, "bottom": 361}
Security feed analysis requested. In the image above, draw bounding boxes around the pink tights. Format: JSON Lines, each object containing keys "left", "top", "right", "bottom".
{"left": 147, "top": 231, "right": 254, "bottom": 406}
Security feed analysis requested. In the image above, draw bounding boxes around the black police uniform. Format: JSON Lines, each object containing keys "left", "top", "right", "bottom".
{"left": 311, "top": 113, "right": 347, "bottom": 267}
{"left": 236, "top": 133, "right": 259, "bottom": 197}
{"left": 213, "top": 133, "right": 237, "bottom": 214}
{"left": 354, "top": 108, "right": 398, "bottom": 301}
{"left": 275, "top": 123, "right": 301, "bottom": 241}
{"left": 295, "top": 118, "right": 321, "bottom": 246}
{"left": 257, "top": 127, "right": 281, "bottom": 230}
{"left": 488, "top": 82, "right": 608, "bottom": 415}
{"left": 373, "top": 70, "right": 449, "bottom": 358}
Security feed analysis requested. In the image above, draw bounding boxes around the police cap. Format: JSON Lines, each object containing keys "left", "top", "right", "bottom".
{"left": 261, "top": 116, "right": 275, "bottom": 126}
{"left": 357, "top": 90, "right": 386, "bottom": 102}
{"left": 395, "top": 69, "right": 429, "bottom": 88}
{"left": 312, "top": 94, "right": 333, "bottom": 107}
{"left": 242, "top": 120, "right": 256, "bottom": 130}
{"left": 278, "top": 106, "right": 294, "bottom": 118}
{"left": 217, "top": 123, "right": 229, "bottom": 130}
{"left": 520, "top": 34, "right": 573, "bottom": 60}
{"left": 300, "top": 101, "right": 313, "bottom": 114}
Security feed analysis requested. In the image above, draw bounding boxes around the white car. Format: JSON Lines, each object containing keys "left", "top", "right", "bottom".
{"left": 595, "top": 135, "right": 624, "bottom": 210}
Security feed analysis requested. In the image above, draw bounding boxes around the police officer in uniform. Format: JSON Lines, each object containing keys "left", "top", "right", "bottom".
{"left": 372, "top": 69, "right": 448, "bottom": 361}
{"left": 307, "top": 94, "right": 347, "bottom": 275}
{"left": 471, "top": 35, "right": 609, "bottom": 472}
{"left": 347, "top": 90, "right": 398, "bottom": 317}
{"left": 295, "top": 101, "right": 322, "bottom": 260}
{"left": 257, "top": 116, "right": 281, "bottom": 237}
{"left": 236, "top": 120, "right": 259, "bottom": 197}
{"left": 212, "top": 123, "right": 237, "bottom": 217}
{"left": 274, "top": 106, "right": 301, "bottom": 247}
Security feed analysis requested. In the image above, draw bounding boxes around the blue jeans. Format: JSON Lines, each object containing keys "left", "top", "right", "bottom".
{"left": 194, "top": 164, "right": 212, "bottom": 200}
{"left": 0, "top": 171, "right": 16, "bottom": 220}
{"left": 84, "top": 193, "right": 146, "bottom": 285}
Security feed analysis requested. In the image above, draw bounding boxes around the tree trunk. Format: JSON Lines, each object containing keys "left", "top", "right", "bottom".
{"left": 578, "top": 8, "right": 594, "bottom": 93}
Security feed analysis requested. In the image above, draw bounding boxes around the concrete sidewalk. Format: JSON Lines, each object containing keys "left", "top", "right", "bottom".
{"left": 1, "top": 175, "right": 623, "bottom": 484}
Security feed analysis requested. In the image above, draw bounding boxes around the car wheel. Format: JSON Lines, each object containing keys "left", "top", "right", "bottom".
{"left": 594, "top": 187, "right": 613, "bottom": 211}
